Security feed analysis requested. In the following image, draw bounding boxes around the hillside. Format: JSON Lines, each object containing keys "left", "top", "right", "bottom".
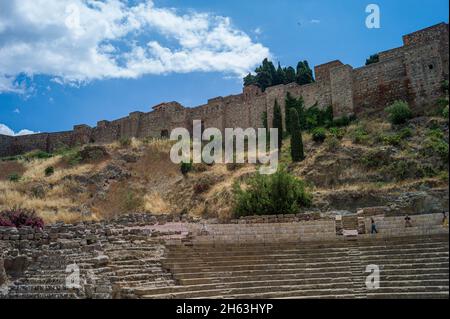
{"left": 0, "top": 113, "right": 448, "bottom": 225}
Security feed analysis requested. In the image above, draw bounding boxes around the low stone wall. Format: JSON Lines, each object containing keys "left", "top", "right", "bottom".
{"left": 364, "top": 213, "right": 448, "bottom": 236}
{"left": 188, "top": 220, "right": 337, "bottom": 245}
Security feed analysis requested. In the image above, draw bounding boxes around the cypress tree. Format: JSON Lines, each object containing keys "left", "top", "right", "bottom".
{"left": 290, "top": 108, "right": 304, "bottom": 162}
{"left": 296, "top": 60, "right": 314, "bottom": 85}
{"left": 272, "top": 100, "right": 283, "bottom": 150}
{"left": 284, "top": 66, "right": 296, "bottom": 84}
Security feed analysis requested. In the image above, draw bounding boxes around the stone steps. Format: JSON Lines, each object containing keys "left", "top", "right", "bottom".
{"left": 132, "top": 234, "right": 450, "bottom": 299}
{"left": 164, "top": 252, "right": 449, "bottom": 269}
{"left": 165, "top": 245, "right": 449, "bottom": 261}
{"left": 177, "top": 271, "right": 449, "bottom": 286}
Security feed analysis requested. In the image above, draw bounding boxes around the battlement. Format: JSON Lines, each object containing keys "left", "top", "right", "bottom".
{"left": 403, "top": 22, "right": 449, "bottom": 46}
{"left": 0, "top": 23, "right": 448, "bottom": 157}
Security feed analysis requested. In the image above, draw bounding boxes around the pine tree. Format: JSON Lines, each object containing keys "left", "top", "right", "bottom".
{"left": 261, "top": 111, "right": 268, "bottom": 129}
{"left": 243, "top": 73, "right": 258, "bottom": 86}
{"left": 290, "top": 108, "right": 304, "bottom": 162}
{"left": 272, "top": 100, "right": 283, "bottom": 150}
{"left": 284, "top": 66, "right": 296, "bottom": 84}
{"left": 296, "top": 60, "right": 314, "bottom": 85}
{"left": 276, "top": 62, "right": 286, "bottom": 85}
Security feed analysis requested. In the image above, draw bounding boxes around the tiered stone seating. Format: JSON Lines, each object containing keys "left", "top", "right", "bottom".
{"left": 134, "top": 234, "right": 448, "bottom": 299}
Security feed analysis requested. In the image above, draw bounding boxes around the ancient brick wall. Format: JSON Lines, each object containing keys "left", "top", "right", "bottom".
{"left": 0, "top": 23, "right": 448, "bottom": 157}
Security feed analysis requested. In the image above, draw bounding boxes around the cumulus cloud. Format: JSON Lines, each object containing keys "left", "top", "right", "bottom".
{"left": 0, "top": 0, "right": 270, "bottom": 93}
{"left": 0, "top": 124, "right": 37, "bottom": 136}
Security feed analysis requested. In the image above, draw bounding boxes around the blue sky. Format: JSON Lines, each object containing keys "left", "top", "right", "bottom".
{"left": 0, "top": 0, "right": 448, "bottom": 135}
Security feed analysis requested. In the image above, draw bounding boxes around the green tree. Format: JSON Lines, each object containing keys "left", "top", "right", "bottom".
{"left": 290, "top": 108, "right": 305, "bottom": 162}
{"left": 243, "top": 73, "right": 257, "bottom": 86}
{"left": 365, "top": 54, "right": 379, "bottom": 65}
{"left": 296, "top": 60, "right": 314, "bottom": 85}
{"left": 285, "top": 93, "right": 305, "bottom": 135}
{"left": 272, "top": 100, "right": 283, "bottom": 150}
{"left": 276, "top": 62, "right": 286, "bottom": 85}
{"left": 284, "top": 66, "right": 296, "bottom": 84}
{"left": 261, "top": 111, "right": 268, "bottom": 129}
{"left": 233, "top": 168, "right": 312, "bottom": 216}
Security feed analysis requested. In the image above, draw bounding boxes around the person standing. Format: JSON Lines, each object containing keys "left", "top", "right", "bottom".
{"left": 371, "top": 218, "right": 378, "bottom": 234}
{"left": 405, "top": 215, "right": 412, "bottom": 228}
{"left": 442, "top": 212, "right": 449, "bottom": 228}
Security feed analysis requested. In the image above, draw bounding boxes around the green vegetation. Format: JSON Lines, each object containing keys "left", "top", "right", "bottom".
{"left": 180, "top": 161, "right": 193, "bottom": 176}
{"left": 261, "top": 111, "right": 268, "bottom": 129}
{"left": 61, "top": 148, "right": 83, "bottom": 166}
{"left": 119, "top": 137, "right": 132, "bottom": 148}
{"left": 365, "top": 54, "right": 379, "bottom": 66}
{"left": 289, "top": 109, "right": 304, "bottom": 162}
{"left": 385, "top": 100, "right": 412, "bottom": 125}
{"left": 243, "top": 58, "right": 314, "bottom": 92}
{"left": 23, "top": 150, "right": 53, "bottom": 161}
{"left": 8, "top": 173, "right": 21, "bottom": 182}
{"left": 45, "top": 166, "right": 55, "bottom": 177}
{"left": 443, "top": 105, "right": 449, "bottom": 119}
{"left": 350, "top": 125, "right": 370, "bottom": 145}
{"left": 272, "top": 100, "right": 283, "bottom": 150}
{"left": 233, "top": 168, "right": 312, "bottom": 217}
{"left": 312, "top": 127, "right": 327, "bottom": 143}
{"left": 325, "top": 136, "right": 340, "bottom": 151}
{"left": 422, "top": 129, "right": 449, "bottom": 163}
{"left": 328, "top": 127, "right": 346, "bottom": 140}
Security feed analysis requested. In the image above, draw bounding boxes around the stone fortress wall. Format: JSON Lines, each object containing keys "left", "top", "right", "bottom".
{"left": 0, "top": 23, "right": 448, "bottom": 157}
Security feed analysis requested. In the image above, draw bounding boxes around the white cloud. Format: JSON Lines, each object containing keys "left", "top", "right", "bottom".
{"left": 254, "top": 27, "right": 262, "bottom": 35}
{"left": 0, "top": 0, "right": 270, "bottom": 93}
{"left": 0, "top": 124, "right": 37, "bottom": 136}
{"left": 310, "top": 19, "right": 321, "bottom": 24}
{"left": 13, "top": 108, "right": 20, "bottom": 114}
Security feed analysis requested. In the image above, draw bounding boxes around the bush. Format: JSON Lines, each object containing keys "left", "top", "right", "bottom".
{"left": 62, "top": 149, "right": 82, "bottom": 166}
{"left": 180, "top": 161, "right": 193, "bottom": 176}
{"left": 328, "top": 127, "right": 346, "bottom": 140}
{"left": 385, "top": 101, "right": 412, "bottom": 125}
{"left": 443, "top": 105, "right": 449, "bottom": 119}
{"left": 422, "top": 133, "right": 449, "bottom": 163}
{"left": 45, "top": 166, "right": 54, "bottom": 177}
{"left": 233, "top": 168, "right": 312, "bottom": 217}
{"left": 23, "top": 150, "right": 53, "bottom": 161}
{"left": 381, "top": 133, "right": 402, "bottom": 147}
{"left": 326, "top": 136, "right": 340, "bottom": 151}
{"left": 8, "top": 173, "right": 20, "bottom": 182}
{"left": 0, "top": 209, "right": 44, "bottom": 229}
{"left": 301, "top": 105, "right": 333, "bottom": 131}
{"left": 119, "top": 137, "right": 132, "bottom": 148}
{"left": 350, "top": 126, "right": 370, "bottom": 145}
{"left": 331, "top": 114, "right": 356, "bottom": 128}
{"left": 398, "top": 127, "right": 413, "bottom": 139}
{"left": 312, "top": 127, "right": 327, "bottom": 143}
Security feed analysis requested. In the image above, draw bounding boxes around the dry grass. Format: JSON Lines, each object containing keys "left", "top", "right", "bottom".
{"left": 143, "top": 192, "right": 172, "bottom": 215}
